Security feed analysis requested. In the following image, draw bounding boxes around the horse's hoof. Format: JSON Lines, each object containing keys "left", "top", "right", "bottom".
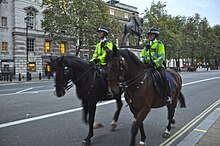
{"left": 110, "top": 121, "right": 117, "bottom": 130}
{"left": 93, "top": 122, "right": 104, "bottom": 129}
{"left": 138, "top": 141, "right": 146, "bottom": 146}
{"left": 82, "top": 140, "right": 91, "bottom": 146}
{"left": 171, "top": 119, "right": 175, "bottom": 125}
{"left": 163, "top": 130, "right": 171, "bottom": 138}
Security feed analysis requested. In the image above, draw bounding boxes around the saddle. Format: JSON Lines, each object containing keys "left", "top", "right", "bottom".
{"left": 150, "top": 69, "right": 176, "bottom": 99}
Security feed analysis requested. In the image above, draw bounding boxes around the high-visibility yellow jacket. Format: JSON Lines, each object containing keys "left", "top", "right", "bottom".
{"left": 90, "top": 40, "right": 113, "bottom": 65}
{"left": 140, "top": 40, "right": 165, "bottom": 68}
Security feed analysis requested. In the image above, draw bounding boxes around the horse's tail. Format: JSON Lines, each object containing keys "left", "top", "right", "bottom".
{"left": 178, "top": 91, "right": 186, "bottom": 108}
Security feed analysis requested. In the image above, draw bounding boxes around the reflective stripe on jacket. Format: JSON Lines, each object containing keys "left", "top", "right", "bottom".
{"left": 90, "top": 41, "right": 113, "bottom": 65}
{"left": 140, "top": 40, "right": 165, "bottom": 68}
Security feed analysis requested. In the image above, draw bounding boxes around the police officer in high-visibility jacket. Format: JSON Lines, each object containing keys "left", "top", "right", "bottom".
{"left": 90, "top": 27, "right": 113, "bottom": 65}
{"left": 140, "top": 27, "right": 172, "bottom": 104}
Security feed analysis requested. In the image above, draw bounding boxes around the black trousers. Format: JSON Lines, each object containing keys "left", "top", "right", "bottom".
{"left": 157, "top": 67, "right": 170, "bottom": 97}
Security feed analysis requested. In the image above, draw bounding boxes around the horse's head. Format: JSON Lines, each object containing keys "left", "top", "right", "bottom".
{"left": 51, "top": 56, "right": 72, "bottom": 97}
{"left": 106, "top": 45, "right": 126, "bottom": 94}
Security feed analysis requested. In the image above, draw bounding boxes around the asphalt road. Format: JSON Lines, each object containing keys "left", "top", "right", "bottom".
{"left": 0, "top": 71, "right": 220, "bottom": 146}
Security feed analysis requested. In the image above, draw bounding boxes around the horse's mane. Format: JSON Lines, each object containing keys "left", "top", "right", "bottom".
{"left": 119, "top": 49, "right": 145, "bottom": 68}
{"left": 64, "top": 56, "right": 91, "bottom": 66}
{"left": 51, "top": 55, "right": 92, "bottom": 72}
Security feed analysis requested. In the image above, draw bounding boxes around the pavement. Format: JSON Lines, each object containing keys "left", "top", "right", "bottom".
{"left": 0, "top": 77, "right": 53, "bottom": 84}
{"left": 177, "top": 108, "right": 220, "bottom": 146}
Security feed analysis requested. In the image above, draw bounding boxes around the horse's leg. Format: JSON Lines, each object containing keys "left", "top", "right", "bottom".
{"left": 82, "top": 102, "right": 97, "bottom": 146}
{"left": 130, "top": 108, "right": 150, "bottom": 146}
{"left": 111, "top": 96, "right": 123, "bottom": 130}
{"left": 163, "top": 103, "right": 176, "bottom": 138}
{"left": 82, "top": 100, "right": 88, "bottom": 124}
{"left": 138, "top": 123, "right": 146, "bottom": 146}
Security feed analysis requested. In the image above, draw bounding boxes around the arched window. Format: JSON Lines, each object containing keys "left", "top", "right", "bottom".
{"left": 24, "top": 6, "right": 38, "bottom": 29}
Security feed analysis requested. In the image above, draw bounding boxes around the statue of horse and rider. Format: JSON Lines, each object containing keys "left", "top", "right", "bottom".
{"left": 121, "top": 13, "right": 144, "bottom": 46}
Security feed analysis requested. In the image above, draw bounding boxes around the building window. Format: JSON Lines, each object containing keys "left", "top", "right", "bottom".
{"left": 110, "top": 9, "right": 114, "bottom": 15}
{"left": 60, "top": 43, "right": 65, "bottom": 54}
{"left": 2, "top": 17, "right": 7, "bottom": 27}
{"left": 124, "top": 13, "right": 128, "bottom": 19}
{"left": 2, "top": 42, "right": 8, "bottom": 52}
{"left": 44, "top": 41, "right": 50, "bottom": 53}
{"left": 29, "top": 62, "right": 36, "bottom": 72}
{"left": 27, "top": 38, "right": 35, "bottom": 52}
{"left": 27, "top": 12, "right": 34, "bottom": 29}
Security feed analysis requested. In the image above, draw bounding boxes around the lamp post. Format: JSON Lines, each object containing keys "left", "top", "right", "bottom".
{"left": 24, "top": 16, "right": 29, "bottom": 81}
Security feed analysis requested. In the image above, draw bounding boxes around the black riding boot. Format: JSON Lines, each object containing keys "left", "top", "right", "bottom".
{"left": 164, "top": 80, "right": 172, "bottom": 104}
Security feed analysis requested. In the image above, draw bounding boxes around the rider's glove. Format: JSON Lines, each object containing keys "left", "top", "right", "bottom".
{"left": 147, "top": 62, "right": 155, "bottom": 68}
{"left": 93, "top": 58, "right": 100, "bottom": 64}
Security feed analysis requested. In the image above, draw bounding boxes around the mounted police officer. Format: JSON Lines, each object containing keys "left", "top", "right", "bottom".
{"left": 90, "top": 27, "right": 114, "bottom": 65}
{"left": 90, "top": 27, "right": 116, "bottom": 97}
{"left": 140, "top": 27, "right": 172, "bottom": 104}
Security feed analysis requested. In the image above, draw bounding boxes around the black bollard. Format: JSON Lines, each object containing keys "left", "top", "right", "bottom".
{"left": 39, "top": 72, "right": 41, "bottom": 80}
{"left": 19, "top": 73, "right": 21, "bottom": 81}
{"left": 29, "top": 73, "right": 32, "bottom": 80}
{"left": 10, "top": 74, "right": 12, "bottom": 82}
{"left": 27, "top": 72, "right": 29, "bottom": 81}
{"left": 6, "top": 75, "right": 9, "bottom": 81}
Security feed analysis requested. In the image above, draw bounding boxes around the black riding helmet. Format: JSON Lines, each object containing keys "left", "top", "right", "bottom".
{"left": 97, "top": 26, "right": 109, "bottom": 35}
{"left": 147, "top": 27, "right": 159, "bottom": 37}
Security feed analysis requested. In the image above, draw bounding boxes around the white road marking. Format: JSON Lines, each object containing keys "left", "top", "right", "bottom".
{"left": 0, "top": 76, "right": 219, "bottom": 129}
{"left": 16, "top": 87, "right": 33, "bottom": 93}
{"left": 159, "top": 99, "right": 220, "bottom": 146}
{"left": 182, "top": 77, "right": 220, "bottom": 86}
{"left": 0, "top": 88, "right": 24, "bottom": 92}
{"left": 0, "top": 100, "right": 115, "bottom": 129}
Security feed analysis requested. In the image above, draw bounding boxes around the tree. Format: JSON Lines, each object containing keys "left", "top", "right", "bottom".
{"left": 142, "top": 0, "right": 220, "bottom": 70}
{"left": 41, "top": 0, "right": 121, "bottom": 56}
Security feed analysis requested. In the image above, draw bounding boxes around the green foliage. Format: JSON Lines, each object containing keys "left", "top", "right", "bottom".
{"left": 41, "top": 0, "right": 121, "bottom": 52}
{"left": 142, "top": 1, "right": 220, "bottom": 67}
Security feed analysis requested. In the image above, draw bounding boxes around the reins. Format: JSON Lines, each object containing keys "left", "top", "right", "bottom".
{"left": 121, "top": 68, "right": 151, "bottom": 88}
{"left": 74, "top": 65, "right": 95, "bottom": 83}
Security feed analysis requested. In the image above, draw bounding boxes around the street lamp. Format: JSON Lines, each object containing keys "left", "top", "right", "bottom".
{"left": 24, "top": 16, "right": 29, "bottom": 81}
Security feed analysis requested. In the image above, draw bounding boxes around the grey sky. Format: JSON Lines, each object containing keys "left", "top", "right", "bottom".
{"left": 119, "top": 0, "right": 220, "bottom": 26}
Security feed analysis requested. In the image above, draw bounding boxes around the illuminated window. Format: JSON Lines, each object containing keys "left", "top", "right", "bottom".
{"left": 60, "top": 43, "right": 65, "bottom": 54}
{"left": 2, "top": 17, "right": 7, "bottom": 27}
{"left": 2, "top": 42, "right": 8, "bottom": 52}
{"left": 27, "top": 38, "right": 35, "bottom": 52}
{"left": 44, "top": 41, "right": 50, "bottom": 53}
{"left": 45, "top": 62, "right": 51, "bottom": 72}
{"left": 110, "top": 9, "right": 114, "bottom": 15}
{"left": 29, "top": 62, "right": 36, "bottom": 72}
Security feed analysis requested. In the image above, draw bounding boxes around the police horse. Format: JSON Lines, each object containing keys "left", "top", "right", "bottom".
{"left": 51, "top": 56, "right": 123, "bottom": 146}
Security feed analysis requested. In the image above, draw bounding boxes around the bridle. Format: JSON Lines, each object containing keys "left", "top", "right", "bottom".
{"left": 107, "top": 54, "right": 151, "bottom": 89}
{"left": 55, "top": 64, "right": 99, "bottom": 91}
{"left": 54, "top": 66, "right": 73, "bottom": 91}
{"left": 107, "top": 55, "right": 125, "bottom": 88}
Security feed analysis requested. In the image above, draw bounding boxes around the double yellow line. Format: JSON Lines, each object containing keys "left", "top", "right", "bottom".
{"left": 159, "top": 98, "right": 220, "bottom": 146}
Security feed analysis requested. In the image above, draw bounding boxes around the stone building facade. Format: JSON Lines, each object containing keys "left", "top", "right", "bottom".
{"left": 0, "top": 0, "right": 138, "bottom": 79}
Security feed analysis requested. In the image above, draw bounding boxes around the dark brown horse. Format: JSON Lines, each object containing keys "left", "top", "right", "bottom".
{"left": 51, "top": 56, "right": 123, "bottom": 146}
{"left": 105, "top": 48, "right": 186, "bottom": 146}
